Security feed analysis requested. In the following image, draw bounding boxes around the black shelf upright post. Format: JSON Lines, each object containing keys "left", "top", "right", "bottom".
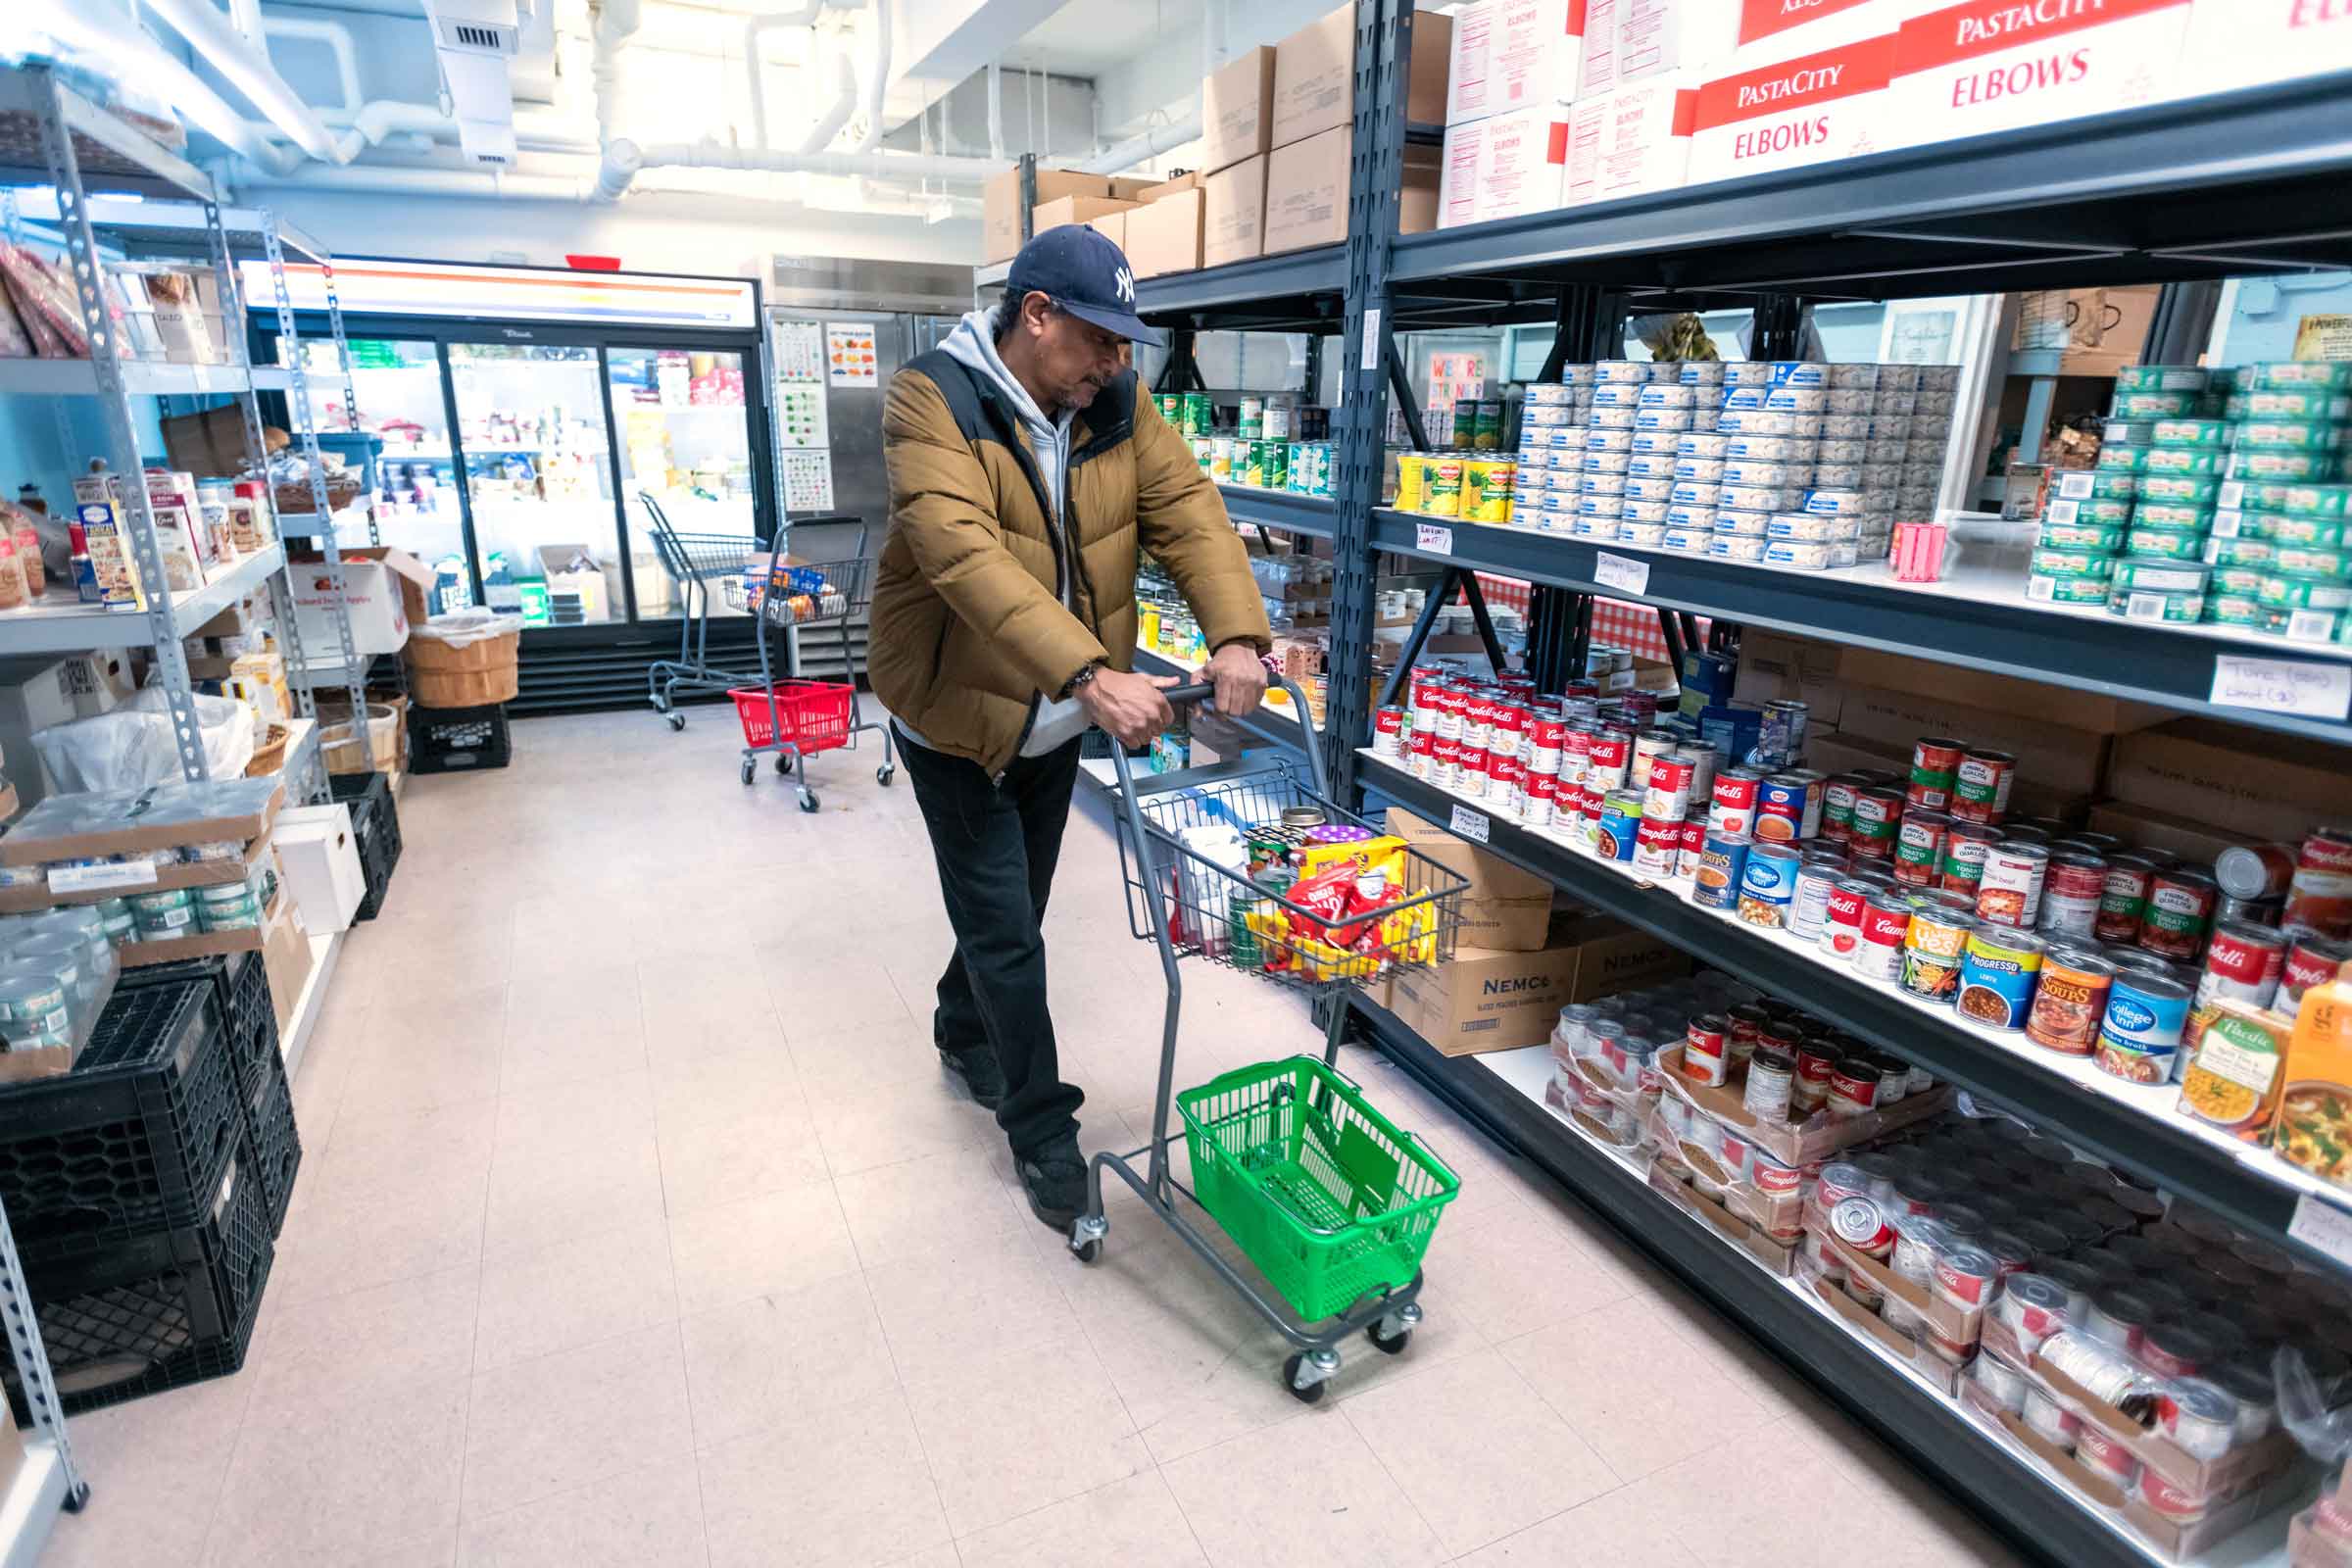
{"left": 1326, "top": 0, "right": 1417, "bottom": 803}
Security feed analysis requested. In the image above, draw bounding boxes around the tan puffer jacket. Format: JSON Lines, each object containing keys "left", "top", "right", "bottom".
{"left": 871, "top": 350, "right": 1271, "bottom": 773}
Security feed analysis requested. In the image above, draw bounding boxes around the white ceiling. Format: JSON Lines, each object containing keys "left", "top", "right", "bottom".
{"left": 994, "top": 0, "right": 1179, "bottom": 74}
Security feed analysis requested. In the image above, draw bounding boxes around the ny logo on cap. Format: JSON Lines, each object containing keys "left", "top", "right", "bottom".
{"left": 1113, "top": 267, "right": 1136, "bottom": 305}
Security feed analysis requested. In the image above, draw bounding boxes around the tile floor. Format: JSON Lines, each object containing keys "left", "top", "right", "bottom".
{"left": 43, "top": 711, "right": 2026, "bottom": 1567}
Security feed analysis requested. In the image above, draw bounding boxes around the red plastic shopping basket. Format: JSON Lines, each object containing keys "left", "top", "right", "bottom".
{"left": 729, "top": 680, "right": 854, "bottom": 754}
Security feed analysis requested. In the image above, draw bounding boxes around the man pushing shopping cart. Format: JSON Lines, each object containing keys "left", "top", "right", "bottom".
{"left": 872, "top": 223, "right": 1273, "bottom": 1230}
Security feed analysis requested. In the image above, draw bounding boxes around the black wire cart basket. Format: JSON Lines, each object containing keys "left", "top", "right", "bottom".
{"left": 641, "top": 491, "right": 766, "bottom": 728}
{"left": 1077, "top": 676, "right": 1468, "bottom": 1402}
{"left": 725, "top": 533, "right": 892, "bottom": 809}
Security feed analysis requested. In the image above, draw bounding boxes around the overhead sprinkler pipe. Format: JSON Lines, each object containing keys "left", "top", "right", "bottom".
{"left": 143, "top": 0, "right": 346, "bottom": 163}
{"left": 855, "top": 0, "right": 891, "bottom": 151}
{"left": 596, "top": 136, "right": 1002, "bottom": 202}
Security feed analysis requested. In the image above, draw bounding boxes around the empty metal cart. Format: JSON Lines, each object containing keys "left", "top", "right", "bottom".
{"left": 642, "top": 493, "right": 766, "bottom": 728}
{"left": 1076, "top": 680, "right": 1467, "bottom": 1402}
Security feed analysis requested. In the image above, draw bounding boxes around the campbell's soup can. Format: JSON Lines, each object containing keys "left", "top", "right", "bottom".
{"left": 1634, "top": 817, "right": 1682, "bottom": 878}
{"left": 1684, "top": 1014, "right": 1732, "bottom": 1086}
{"left": 1755, "top": 771, "right": 1823, "bottom": 844}
{"left": 1858, "top": 888, "right": 1914, "bottom": 982}
{"left": 1631, "top": 727, "right": 1680, "bottom": 791}
{"left": 2040, "top": 851, "right": 2107, "bottom": 940}
{"left": 2284, "top": 827, "right": 2352, "bottom": 939}
{"left": 1850, "top": 788, "right": 1904, "bottom": 858}
{"left": 1823, "top": 877, "right": 1874, "bottom": 961}
{"left": 1709, "top": 767, "right": 1765, "bottom": 836}
{"left": 1430, "top": 735, "right": 1462, "bottom": 789}
{"left": 1373, "top": 706, "right": 1407, "bottom": 757}
{"left": 1406, "top": 728, "right": 1435, "bottom": 780}
{"left": 2195, "top": 920, "right": 2287, "bottom": 1015}
{"left": 1492, "top": 755, "right": 1529, "bottom": 818}
{"left": 1491, "top": 698, "right": 1529, "bottom": 761}
{"left": 2278, "top": 934, "right": 2352, "bottom": 1018}
{"left": 1430, "top": 684, "right": 1465, "bottom": 741}
{"left": 1461, "top": 690, "right": 1494, "bottom": 751}
{"left": 1587, "top": 727, "right": 1633, "bottom": 792}
{"left": 1793, "top": 1039, "right": 1840, "bottom": 1112}
{"left": 1458, "top": 741, "right": 1491, "bottom": 800}
{"left": 2141, "top": 867, "right": 2219, "bottom": 959}
{"left": 1893, "top": 809, "right": 1949, "bottom": 888}
{"left": 1644, "top": 751, "right": 1698, "bottom": 823}
{"left": 1822, "top": 772, "right": 1871, "bottom": 845}
{"left": 1522, "top": 769, "right": 1558, "bottom": 827}
{"left": 2097, "top": 852, "right": 2164, "bottom": 944}
{"left": 1527, "top": 712, "right": 1567, "bottom": 776}
{"left": 1679, "top": 816, "right": 1709, "bottom": 879}
{"left": 1951, "top": 748, "right": 2017, "bottom": 825}
{"left": 1909, "top": 736, "right": 1966, "bottom": 810}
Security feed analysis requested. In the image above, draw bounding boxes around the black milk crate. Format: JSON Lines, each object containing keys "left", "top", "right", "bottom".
{"left": 0, "top": 980, "right": 238, "bottom": 1247}
{"left": 410, "top": 703, "right": 512, "bottom": 774}
{"left": 244, "top": 1051, "right": 300, "bottom": 1237}
{"left": 6, "top": 1142, "right": 273, "bottom": 1419}
{"left": 118, "top": 951, "right": 277, "bottom": 1096}
{"left": 328, "top": 769, "right": 402, "bottom": 920}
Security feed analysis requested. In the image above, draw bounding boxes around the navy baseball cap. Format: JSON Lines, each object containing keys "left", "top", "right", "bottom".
{"left": 1006, "top": 224, "right": 1167, "bottom": 349}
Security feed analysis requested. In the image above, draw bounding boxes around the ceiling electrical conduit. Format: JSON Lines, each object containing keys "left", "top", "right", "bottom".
{"left": 595, "top": 137, "right": 1002, "bottom": 201}
{"left": 260, "top": 16, "right": 362, "bottom": 117}
{"left": 141, "top": 0, "right": 347, "bottom": 164}
{"left": 854, "top": 0, "right": 888, "bottom": 151}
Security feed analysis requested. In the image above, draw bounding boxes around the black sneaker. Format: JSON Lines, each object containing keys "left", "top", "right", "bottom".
{"left": 939, "top": 1045, "right": 1006, "bottom": 1109}
{"left": 1015, "top": 1134, "right": 1088, "bottom": 1232}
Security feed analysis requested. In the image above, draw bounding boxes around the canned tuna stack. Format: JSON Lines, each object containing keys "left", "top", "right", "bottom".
{"left": 2110, "top": 367, "right": 2230, "bottom": 625}
{"left": 2211, "top": 362, "right": 2352, "bottom": 644}
{"left": 1513, "top": 369, "right": 1592, "bottom": 535}
{"left": 1577, "top": 360, "right": 1670, "bottom": 545}
{"left": 2029, "top": 454, "right": 2139, "bottom": 609}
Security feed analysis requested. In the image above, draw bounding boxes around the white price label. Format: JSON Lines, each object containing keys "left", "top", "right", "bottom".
{"left": 48, "top": 861, "right": 158, "bottom": 894}
{"left": 1416, "top": 523, "right": 1453, "bottom": 556}
{"left": 1593, "top": 551, "right": 1650, "bottom": 597}
{"left": 2211, "top": 654, "right": 2352, "bottom": 722}
{"left": 2291, "top": 1192, "right": 2352, "bottom": 1269}
{"left": 1448, "top": 805, "right": 1491, "bottom": 844}
{"left": 1604, "top": 669, "right": 1637, "bottom": 693}
{"left": 1362, "top": 309, "right": 1382, "bottom": 370}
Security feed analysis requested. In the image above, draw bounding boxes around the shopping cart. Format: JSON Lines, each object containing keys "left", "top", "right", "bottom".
{"left": 641, "top": 492, "right": 767, "bottom": 729}
{"left": 1076, "top": 679, "right": 1467, "bottom": 1402}
{"left": 728, "top": 534, "right": 892, "bottom": 808}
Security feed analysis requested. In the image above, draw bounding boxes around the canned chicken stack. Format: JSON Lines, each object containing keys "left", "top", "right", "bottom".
{"left": 1153, "top": 391, "right": 1338, "bottom": 502}
{"left": 2208, "top": 361, "right": 2352, "bottom": 643}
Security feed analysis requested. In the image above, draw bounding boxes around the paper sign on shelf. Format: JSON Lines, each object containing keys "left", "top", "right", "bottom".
{"left": 2211, "top": 654, "right": 2352, "bottom": 722}
{"left": 1448, "top": 805, "right": 1490, "bottom": 844}
{"left": 2291, "top": 1192, "right": 2352, "bottom": 1269}
{"left": 1416, "top": 523, "right": 1453, "bottom": 557}
{"left": 1362, "top": 310, "right": 1382, "bottom": 370}
{"left": 1593, "top": 551, "right": 1650, "bottom": 597}
{"left": 49, "top": 861, "right": 159, "bottom": 894}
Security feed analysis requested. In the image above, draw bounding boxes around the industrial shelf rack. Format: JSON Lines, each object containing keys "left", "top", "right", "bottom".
{"left": 1126, "top": 9, "right": 2352, "bottom": 1563}
{"left": 0, "top": 65, "right": 371, "bottom": 808}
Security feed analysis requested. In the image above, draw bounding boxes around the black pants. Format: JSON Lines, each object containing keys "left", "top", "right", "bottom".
{"left": 900, "top": 732, "right": 1084, "bottom": 1156}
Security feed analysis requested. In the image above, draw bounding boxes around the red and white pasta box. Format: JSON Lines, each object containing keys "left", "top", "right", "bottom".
{"left": 1580, "top": 0, "right": 1621, "bottom": 94}
{"left": 1613, "top": 0, "right": 1742, "bottom": 81}
{"left": 1686, "top": 34, "right": 1898, "bottom": 186}
{"left": 1480, "top": 105, "right": 1573, "bottom": 220}
{"left": 1446, "top": 0, "right": 1592, "bottom": 126}
{"left": 1439, "top": 120, "right": 1486, "bottom": 227}
{"left": 1885, "top": 0, "right": 2195, "bottom": 151}
{"left": 1737, "top": 0, "right": 1933, "bottom": 57}
{"left": 1562, "top": 74, "right": 1700, "bottom": 206}
{"left": 2178, "top": 0, "right": 2352, "bottom": 95}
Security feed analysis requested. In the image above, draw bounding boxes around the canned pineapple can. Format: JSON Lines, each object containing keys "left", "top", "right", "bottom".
{"left": 1462, "top": 459, "right": 1516, "bottom": 523}
{"left": 1426, "top": 459, "right": 1465, "bottom": 518}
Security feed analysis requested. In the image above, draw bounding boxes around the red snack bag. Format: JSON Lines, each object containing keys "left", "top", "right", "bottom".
{"left": 1285, "top": 865, "right": 1359, "bottom": 945}
{"left": 1331, "top": 873, "right": 1396, "bottom": 951}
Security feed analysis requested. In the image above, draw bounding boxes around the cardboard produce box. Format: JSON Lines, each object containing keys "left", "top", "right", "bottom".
{"left": 1804, "top": 728, "right": 2091, "bottom": 826}
{"left": 1385, "top": 807, "right": 1554, "bottom": 950}
{"left": 1647, "top": 1154, "right": 1795, "bottom": 1275}
{"left": 2085, "top": 801, "right": 2248, "bottom": 866}
{"left": 1263, "top": 126, "right": 1350, "bottom": 254}
{"left": 1273, "top": 4, "right": 1358, "bottom": 147}
{"left": 1201, "top": 158, "right": 1266, "bottom": 268}
{"left": 1657, "top": 1042, "right": 1954, "bottom": 1167}
{"left": 1387, "top": 910, "right": 1688, "bottom": 1054}
{"left": 2105, "top": 718, "right": 2348, "bottom": 845}
{"left": 289, "top": 547, "right": 435, "bottom": 658}
{"left": 983, "top": 169, "right": 1109, "bottom": 264}
{"left": 1201, "top": 47, "right": 1278, "bottom": 172}
{"left": 1031, "top": 195, "right": 1138, "bottom": 246}
{"left": 1830, "top": 683, "right": 2114, "bottom": 803}
{"left": 1811, "top": 1274, "right": 1968, "bottom": 1397}
{"left": 1752, "top": 633, "right": 2174, "bottom": 737}
{"left": 1123, "top": 190, "right": 1204, "bottom": 277}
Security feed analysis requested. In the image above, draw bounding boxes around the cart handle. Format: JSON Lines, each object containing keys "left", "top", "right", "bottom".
{"left": 1121, "top": 674, "right": 1331, "bottom": 801}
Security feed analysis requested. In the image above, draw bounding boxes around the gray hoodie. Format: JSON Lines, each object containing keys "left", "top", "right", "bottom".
{"left": 895, "top": 307, "right": 1092, "bottom": 761}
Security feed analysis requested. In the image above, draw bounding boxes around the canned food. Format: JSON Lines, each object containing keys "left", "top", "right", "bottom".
{"left": 2279, "top": 933, "right": 2352, "bottom": 1019}
{"left": 1693, "top": 833, "right": 1750, "bottom": 910}
{"left": 1892, "top": 809, "right": 1948, "bottom": 889}
{"left": 2027, "top": 945, "right": 2115, "bottom": 1056}
{"left": 2284, "top": 826, "right": 2352, "bottom": 938}
{"left": 2096, "top": 973, "right": 2194, "bottom": 1083}
{"left": 1958, "top": 926, "right": 2045, "bottom": 1029}
{"left": 1830, "top": 1195, "right": 1896, "bottom": 1258}
{"left": 2141, "top": 867, "right": 2219, "bottom": 958}
{"left": 1978, "top": 842, "right": 2050, "bottom": 929}
{"left": 2194, "top": 921, "right": 2287, "bottom": 1017}
{"left": 1858, "top": 888, "right": 1914, "bottom": 982}
{"left": 1754, "top": 772, "right": 1821, "bottom": 844}
{"left": 1462, "top": 458, "right": 1515, "bottom": 523}
{"left": 1828, "top": 1055, "right": 1883, "bottom": 1118}
{"left": 1791, "top": 851, "right": 1846, "bottom": 941}
{"left": 1708, "top": 767, "right": 1765, "bottom": 837}
{"left": 1745, "top": 1046, "right": 1796, "bottom": 1124}
{"left": 1822, "top": 878, "right": 1875, "bottom": 961}
{"left": 1849, "top": 787, "right": 1904, "bottom": 859}
{"left": 1901, "top": 903, "right": 1975, "bottom": 1004}
{"left": 2039, "top": 851, "right": 2107, "bottom": 941}
{"left": 1738, "top": 843, "right": 1802, "bottom": 929}
{"left": 2094, "top": 853, "right": 2162, "bottom": 944}
{"left": 1940, "top": 823, "right": 2000, "bottom": 896}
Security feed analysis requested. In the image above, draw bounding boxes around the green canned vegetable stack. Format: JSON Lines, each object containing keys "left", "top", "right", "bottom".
{"left": 2101, "top": 368, "right": 2227, "bottom": 624}
{"left": 2208, "top": 361, "right": 2352, "bottom": 643}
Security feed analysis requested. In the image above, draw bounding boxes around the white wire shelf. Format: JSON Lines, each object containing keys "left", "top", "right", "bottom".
{"left": 0, "top": 545, "right": 284, "bottom": 656}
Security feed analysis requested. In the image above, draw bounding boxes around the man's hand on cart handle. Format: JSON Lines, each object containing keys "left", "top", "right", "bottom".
{"left": 1201, "top": 642, "right": 1268, "bottom": 720}
{"left": 1078, "top": 668, "right": 1180, "bottom": 747}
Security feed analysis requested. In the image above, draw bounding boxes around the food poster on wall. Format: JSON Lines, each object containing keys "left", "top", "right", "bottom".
{"left": 776, "top": 385, "right": 828, "bottom": 449}
{"left": 2293, "top": 314, "right": 2352, "bottom": 362}
{"left": 826, "top": 321, "right": 879, "bottom": 386}
{"left": 782, "top": 450, "right": 835, "bottom": 513}
{"left": 773, "top": 318, "right": 826, "bottom": 383}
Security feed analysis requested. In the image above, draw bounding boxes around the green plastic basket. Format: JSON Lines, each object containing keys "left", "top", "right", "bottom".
{"left": 1176, "top": 1055, "right": 1460, "bottom": 1323}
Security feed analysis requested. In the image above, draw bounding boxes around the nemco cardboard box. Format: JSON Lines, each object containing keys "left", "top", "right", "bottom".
{"left": 1389, "top": 911, "right": 1688, "bottom": 1054}
{"left": 1386, "top": 807, "right": 1554, "bottom": 950}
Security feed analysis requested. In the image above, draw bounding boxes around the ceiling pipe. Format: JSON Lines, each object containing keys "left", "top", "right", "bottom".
{"left": 592, "top": 0, "right": 644, "bottom": 162}
{"left": 141, "top": 0, "right": 348, "bottom": 164}
{"left": 1076, "top": 116, "right": 1200, "bottom": 175}
{"left": 853, "top": 0, "right": 890, "bottom": 152}
{"left": 266, "top": 102, "right": 601, "bottom": 161}
{"left": 597, "top": 136, "right": 1000, "bottom": 201}
{"left": 229, "top": 162, "right": 600, "bottom": 200}
{"left": 261, "top": 16, "right": 363, "bottom": 118}
{"left": 986, "top": 62, "right": 1004, "bottom": 161}
{"left": 743, "top": 0, "right": 823, "bottom": 150}
{"left": 24, "top": 0, "right": 303, "bottom": 175}
{"left": 801, "top": 43, "right": 858, "bottom": 155}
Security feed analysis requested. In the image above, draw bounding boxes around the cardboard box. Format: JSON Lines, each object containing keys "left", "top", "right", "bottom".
{"left": 1408, "top": 9, "right": 1455, "bottom": 122}
{"left": 1386, "top": 807, "right": 1555, "bottom": 950}
{"left": 1686, "top": 34, "right": 1896, "bottom": 187}
{"left": 1030, "top": 195, "right": 1139, "bottom": 244}
{"left": 2180, "top": 0, "right": 2352, "bottom": 95}
{"left": 1123, "top": 190, "right": 1204, "bottom": 277}
{"left": 1834, "top": 643, "right": 2175, "bottom": 736}
{"left": 1134, "top": 172, "right": 1201, "bottom": 202}
{"left": 2104, "top": 718, "right": 2348, "bottom": 845}
{"left": 1614, "top": 0, "right": 1741, "bottom": 80}
{"left": 274, "top": 803, "right": 367, "bottom": 936}
{"left": 262, "top": 891, "right": 312, "bottom": 1041}
{"left": 1200, "top": 48, "right": 1277, "bottom": 173}
{"left": 1105, "top": 175, "right": 1157, "bottom": 201}
{"left": 1561, "top": 75, "right": 1698, "bottom": 206}
{"left": 0, "top": 829, "right": 271, "bottom": 914}
{"left": 1262, "top": 126, "right": 1351, "bottom": 254}
{"left": 1388, "top": 911, "right": 1689, "bottom": 1054}
{"left": 1399, "top": 144, "right": 1443, "bottom": 233}
{"left": 1811, "top": 1272, "right": 1969, "bottom": 1396}
{"left": 1736, "top": 0, "right": 1916, "bottom": 58}
{"left": 1657, "top": 1043, "right": 1954, "bottom": 1166}
{"left": 2085, "top": 800, "right": 2248, "bottom": 866}
{"left": 1200, "top": 158, "right": 1266, "bottom": 268}
{"left": 1648, "top": 1155, "right": 1797, "bottom": 1274}
{"left": 1273, "top": 4, "right": 1358, "bottom": 147}
{"left": 289, "top": 547, "right": 435, "bottom": 657}
{"left": 1803, "top": 727, "right": 2091, "bottom": 824}
{"left": 982, "top": 169, "right": 1110, "bottom": 264}
{"left": 1438, "top": 106, "right": 1569, "bottom": 227}
{"left": 1830, "top": 683, "right": 2113, "bottom": 802}
{"left": 1821, "top": 1217, "right": 1983, "bottom": 1347}
{"left": 1884, "top": 0, "right": 2194, "bottom": 153}
{"left": 1445, "top": 0, "right": 1591, "bottom": 125}
{"left": 0, "top": 783, "right": 281, "bottom": 868}
{"left": 122, "top": 889, "right": 286, "bottom": 968}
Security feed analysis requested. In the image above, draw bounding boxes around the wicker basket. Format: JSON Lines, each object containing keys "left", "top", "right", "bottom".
{"left": 406, "top": 614, "right": 520, "bottom": 709}
{"left": 321, "top": 703, "right": 402, "bottom": 774}
{"left": 272, "top": 474, "right": 364, "bottom": 515}
{"left": 244, "top": 721, "right": 291, "bottom": 778}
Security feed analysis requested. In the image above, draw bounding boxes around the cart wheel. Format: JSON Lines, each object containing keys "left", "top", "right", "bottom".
{"left": 1070, "top": 1236, "right": 1102, "bottom": 1264}
{"left": 739, "top": 757, "right": 758, "bottom": 787}
{"left": 799, "top": 789, "right": 820, "bottom": 813}
{"left": 63, "top": 1482, "right": 89, "bottom": 1513}
{"left": 667, "top": 711, "right": 686, "bottom": 732}
{"left": 1281, "top": 1353, "right": 1329, "bottom": 1405}
{"left": 774, "top": 752, "right": 795, "bottom": 775}
{"left": 651, "top": 690, "right": 671, "bottom": 713}
{"left": 876, "top": 764, "right": 896, "bottom": 787}
{"left": 1366, "top": 1322, "right": 1412, "bottom": 1355}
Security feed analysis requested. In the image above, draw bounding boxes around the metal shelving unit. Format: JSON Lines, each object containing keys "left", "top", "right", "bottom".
{"left": 1212, "top": 483, "right": 1335, "bottom": 540}
{"left": 1122, "top": 11, "right": 2352, "bottom": 1564}
{"left": 0, "top": 65, "right": 370, "bottom": 810}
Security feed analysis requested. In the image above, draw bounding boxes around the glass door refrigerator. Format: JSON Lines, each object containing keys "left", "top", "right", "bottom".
{"left": 251, "top": 258, "right": 776, "bottom": 710}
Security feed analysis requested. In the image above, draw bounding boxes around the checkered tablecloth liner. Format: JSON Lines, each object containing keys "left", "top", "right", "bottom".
{"left": 1450, "top": 573, "right": 1706, "bottom": 665}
